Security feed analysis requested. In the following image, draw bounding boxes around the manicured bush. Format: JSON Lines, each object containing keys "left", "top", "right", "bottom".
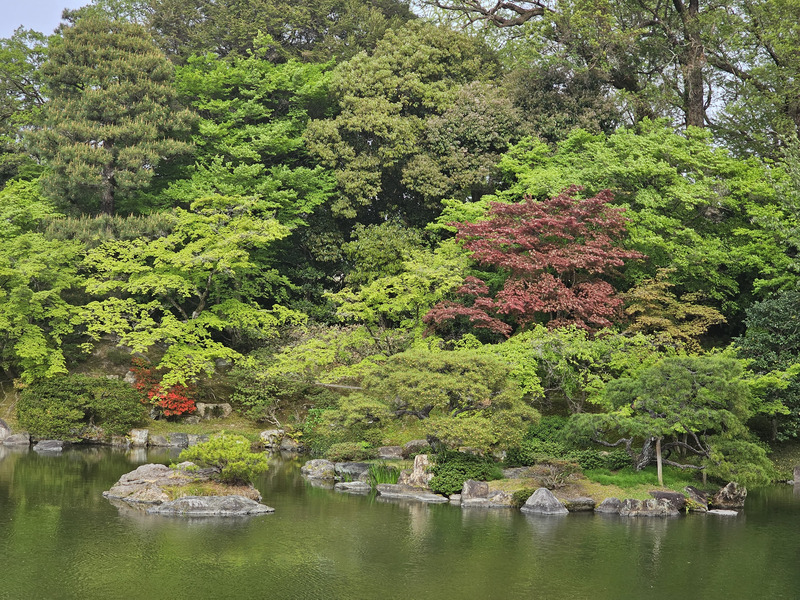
{"left": 17, "top": 375, "right": 146, "bottom": 440}
{"left": 325, "top": 441, "right": 375, "bottom": 462}
{"left": 428, "top": 451, "right": 504, "bottom": 496}
{"left": 178, "top": 433, "right": 269, "bottom": 485}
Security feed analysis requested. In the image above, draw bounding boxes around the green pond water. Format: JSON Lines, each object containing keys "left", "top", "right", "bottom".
{"left": 1, "top": 446, "right": 799, "bottom": 600}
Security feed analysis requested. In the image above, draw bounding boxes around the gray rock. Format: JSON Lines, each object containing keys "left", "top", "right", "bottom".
{"left": 685, "top": 486, "right": 709, "bottom": 512}
{"left": 195, "top": 402, "right": 233, "bottom": 420}
{"left": 110, "top": 435, "right": 130, "bottom": 448}
{"left": 563, "top": 496, "right": 596, "bottom": 512}
{"left": 3, "top": 433, "right": 31, "bottom": 447}
{"left": 461, "top": 479, "right": 489, "bottom": 500}
{"left": 449, "top": 493, "right": 462, "bottom": 504}
{"left": 710, "top": 482, "right": 747, "bottom": 509}
{"left": 187, "top": 434, "right": 209, "bottom": 447}
{"left": 462, "top": 490, "right": 515, "bottom": 508}
{"left": 595, "top": 498, "right": 623, "bottom": 514}
{"left": 619, "top": 498, "right": 679, "bottom": 517}
{"left": 402, "top": 439, "right": 430, "bottom": 458}
{"left": 375, "top": 483, "right": 448, "bottom": 503}
{"left": 182, "top": 415, "right": 201, "bottom": 425}
{"left": 502, "top": 466, "right": 535, "bottom": 479}
{"left": 103, "top": 463, "right": 203, "bottom": 505}
{"left": 123, "top": 370, "right": 137, "bottom": 384}
{"left": 279, "top": 436, "right": 303, "bottom": 453}
{"left": 148, "top": 434, "right": 170, "bottom": 447}
{"left": 397, "top": 454, "right": 433, "bottom": 489}
{"left": 520, "top": 488, "right": 569, "bottom": 515}
{"left": 129, "top": 429, "right": 149, "bottom": 447}
{"left": 334, "top": 481, "right": 372, "bottom": 494}
{"left": 301, "top": 459, "right": 336, "bottom": 479}
{"left": 649, "top": 490, "right": 686, "bottom": 512}
{"left": 0, "top": 418, "right": 11, "bottom": 441}
{"left": 260, "top": 429, "right": 285, "bottom": 448}
{"left": 166, "top": 433, "right": 189, "bottom": 448}
{"left": 335, "top": 462, "right": 370, "bottom": 481}
{"left": 146, "top": 495, "right": 274, "bottom": 516}
{"left": 34, "top": 440, "right": 71, "bottom": 453}
{"left": 707, "top": 509, "right": 739, "bottom": 516}
{"left": 377, "top": 445, "right": 403, "bottom": 460}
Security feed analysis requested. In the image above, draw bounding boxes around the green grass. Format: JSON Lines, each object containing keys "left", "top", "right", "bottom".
{"left": 368, "top": 461, "right": 400, "bottom": 486}
{"left": 583, "top": 465, "right": 699, "bottom": 491}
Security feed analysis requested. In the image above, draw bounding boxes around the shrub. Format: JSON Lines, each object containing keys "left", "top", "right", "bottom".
{"left": 178, "top": 433, "right": 269, "bottom": 485}
{"left": 130, "top": 358, "right": 196, "bottom": 417}
{"left": 506, "top": 438, "right": 567, "bottom": 467}
{"left": 17, "top": 375, "right": 146, "bottom": 440}
{"left": 511, "top": 488, "right": 536, "bottom": 508}
{"left": 428, "top": 451, "right": 504, "bottom": 496}
{"left": 325, "top": 441, "right": 375, "bottom": 462}
{"left": 534, "top": 461, "right": 580, "bottom": 489}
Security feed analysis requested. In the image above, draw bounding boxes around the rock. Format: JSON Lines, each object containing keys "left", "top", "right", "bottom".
{"left": 595, "top": 498, "right": 623, "bottom": 514}
{"left": 335, "top": 462, "right": 370, "bottom": 481}
{"left": 710, "top": 482, "right": 747, "bottom": 509}
{"left": 104, "top": 464, "right": 205, "bottom": 505}
{"left": 520, "top": 488, "right": 569, "bottom": 516}
{"left": 619, "top": 498, "right": 679, "bottom": 517}
{"left": 377, "top": 445, "right": 403, "bottom": 460}
{"left": 260, "top": 429, "right": 285, "bottom": 448}
{"left": 794, "top": 465, "right": 800, "bottom": 484}
{"left": 129, "top": 429, "right": 149, "bottom": 447}
{"left": 3, "top": 433, "right": 31, "bottom": 447}
{"left": 375, "top": 483, "right": 448, "bottom": 503}
{"left": 449, "top": 493, "right": 462, "bottom": 504}
{"left": 461, "top": 479, "right": 489, "bottom": 500}
{"left": 146, "top": 495, "right": 274, "bottom": 516}
{"left": 187, "top": 434, "right": 209, "bottom": 447}
{"left": 463, "top": 490, "right": 515, "bottom": 508}
{"left": 397, "top": 454, "right": 433, "bottom": 489}
{"left": 195, "top": 402, "right": 233, "bottom": 420}
{"left": 279, "top": 436, "right": 303, "bottom": 453}
{"left": 707, "top": 509, "right": 739, "bottom": 516}
{"left": 182, "top": 415, "right": 201, "bottom": 425}
{"left": 167, "top": 433, "right": 189, "bottom": 448}
{"left": 563, "top": 497, "right": 596, "bottom": 512}
{"left": 0, "top": 418, "right": 11, "bottom": 441}
{"left": 111, "top": 435, "right": 130, "bottom": 448}
{"left": 684, "top": 486, "right": 709, "bottom": 512}
{"left": 34, "top": 440, "right": 71, "bottom": 453}
{"left": 502, "top": 466, "right": 535, "bottom": 479}
{"left": 334, "top": 481, "right": 372, "bottom": 494}
{"left": 301, "top": 459, "right": 335, "bottom": 479}
{"left": 649, "top": 490, "right": 686, "bottom": 512}
{"left": 402, "top": 439, "right": 430, "bottom": 458}
{"left": 123, "top": 370, "right": 137, "bottom": 384}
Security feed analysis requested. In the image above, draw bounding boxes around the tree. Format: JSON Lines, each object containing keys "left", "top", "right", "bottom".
{"left": 570, "top": 354, "right": 773, "bottom": 486}
{"left": 425, "top": 187, "right": 643, "bottom": 336}
{"left": 82, "top": 195, "right": 304, "bottom": 386}
{"left": 31, "top": 14, "right": 194, "bottom": 215}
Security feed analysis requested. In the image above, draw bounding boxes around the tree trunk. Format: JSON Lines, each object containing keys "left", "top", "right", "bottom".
{"left": 634, "top": 436, "right": 656, "bottom": 471}
{"left": 100, "top": 165, "right": 115, "bottom": 215}
{"left": 683, "top": 0, "right": 706, "bottom": 127}
{"left": 656, "top": 437, "right": 663, "bottom": 486}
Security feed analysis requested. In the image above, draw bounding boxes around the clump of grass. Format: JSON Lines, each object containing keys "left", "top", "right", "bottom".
{"left": 583, "top": 465, "right": 697, "bottom": 491}
{"left": 368, "top": 461, "right": 400, "bottom": 486}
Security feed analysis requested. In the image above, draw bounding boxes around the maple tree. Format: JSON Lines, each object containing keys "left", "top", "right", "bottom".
{"left": 425, "top": 187, "right": 644, "bottom": 336}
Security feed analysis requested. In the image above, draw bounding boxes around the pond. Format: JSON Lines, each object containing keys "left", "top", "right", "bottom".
{"left": 1, "top": 446, "right": 799, "bottom": 600}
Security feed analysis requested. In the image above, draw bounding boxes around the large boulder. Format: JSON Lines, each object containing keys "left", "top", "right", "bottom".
{"left": 710, "top": 482, "right": 747, "bottom": 509}
{"left": 459, "top": 480, "right": 513, "bottom": 507}
{"left": 129, "top": 429, "right": 149, "bottom": 447}
{"left": 279, "top": 436, "right": 303, "bottom": 453}
{"left": 195, "top": 403, "right": 233, "bottom": 420}
{"left": 595, "top": 498, "right": 623, "bottom": 514}
{"left": 3, "top": 433, "right": 31, "bottom": 447}
{"left": 520, "top": 488, "right": 568, "bottom": 516}
{"left": 335, "top": 462, "right": 370, "bottom": 482}
{"left": 103, "top": 463, "right": 202, "bottom": 505}
{"left": 619, "top": 498, "right": 680, "bottom": 517}
{"left": 0, "top": 418, "right": 11, "bottom": 441}
{"left": 146, "top": 495, "right": 274, "bottom": 516}
{"left": 301, "top": 459, "right": 336, "bottom": 480}
{"left": 148, "top": 433, "right": 188, "bottom": 448}
{"left": 377, "top": 446, "right": 403, "bottom": 460}
{"left": 375, "top": 483, "right": 448, "bottom": 503}
{"left": 649, "top": 491, "right": 686, "bottom": 512}
{"left": 684, "top": 486, "right": 709, "bottom": 512}
{"left": 34, "top": 440, "right": 71, "bottom": 453}
{"left": 397, "top": 454, "right": 433, "bottom": 489}
{"left": 334, "top": 481, "right": 372, "bottom": 494}
{"left": 260, "top": 429, "right": 285, "bottom": 449}
{"left": 563, "top": 497, "right": 596, "bottom": 512}
{"left": 402, "top": 439, "right": 430, "bottom": 458}
{"left": 461, "top": 479, "right": 489, "bottom": 500}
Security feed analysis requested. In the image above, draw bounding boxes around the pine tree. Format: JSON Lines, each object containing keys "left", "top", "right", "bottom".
{"left": 33, "top": 15, "right": 193, "bottom": 215}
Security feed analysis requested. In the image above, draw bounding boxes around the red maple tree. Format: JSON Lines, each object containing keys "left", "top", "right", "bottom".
{"left": 425, "top": 186, "right": 644, "bottom": 336}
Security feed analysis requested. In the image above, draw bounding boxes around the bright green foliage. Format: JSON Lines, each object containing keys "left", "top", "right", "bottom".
{"left": 428, "top": 450, "right": 503, "bottom": 495}
{"left": 304, "top": 21, "right": 501, "bottom": 220}
{"left": 440, "top": 122, "right": 793, "bottom": 317}
{"left": 178, "top": 433, "right": 268, "bottom": 485}
{"left": 17, "top": 374, "right": 146, "bottom": 440}
{"left": 32, "top": 14, "right": 194, "bottom": 214}
{"left": 82, "top": 195, "right": 304, "bottom": 386}
{"left": 571, "top": 354, "right": 771, "bottom": 485}
{"left": 0, "top": 181, "right": 83, "bottom": 382}
{"left": 324, "top": 441, "right": 375, "bottom": 462}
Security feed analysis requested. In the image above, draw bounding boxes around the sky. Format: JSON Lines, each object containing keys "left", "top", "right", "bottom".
{"left": 0, "top": 0, "right": 90, "bottom": 39}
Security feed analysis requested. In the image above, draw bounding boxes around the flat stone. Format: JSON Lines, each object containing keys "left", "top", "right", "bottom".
{"left": 34, "top": 440, "right": 71, "bottom": 453}
{"left": 301, "top": 459, "right": 335, "bottom": 479}
{"left": 166, "top": 433, "right": 189, "bottom": 448}
{"left": 520, "top": 488, "right": 568, "bottom": 515}
{"left": 149, "top": 434, "right": 169, "bottom": 447}
{"left": 187, "top": 434, "right": 209, "bottom": 447}
{"left": 619, "top": 498, "right": 679, "bottom": 517}
{"left": 334, "top": 481, "right": 372, "bottom": 494}
{"left": 649, "top": 490, "right": 686, "bottom": 512}
{"left": 376, "top": 483, "right": 448, "bottom": 503}
{"left": 146, "top": 495, "right": 274, "bottom": 516}
{"left": 595, "top": 498, "right": 622, "bottom": 514}
{"left": 563, "top": 496, "right": 596, "bottom": 512}
{"left": 103, "top": 463, "right": 206, "bottom": 505}
{"left": 707, "top": 509, "right": 739, "bottom": 516}
{"left": 462, "top": 490, "right": 515, "bottom": 508}
{"left": 377, "top": 446, "right": 403, "bottom": 460}
{"left": 3, "top": 433, "right": 31, "bottom": 447}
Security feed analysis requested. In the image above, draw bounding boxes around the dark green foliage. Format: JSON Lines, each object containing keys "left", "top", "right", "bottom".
{"left": 511, "top": 488, "right": 536, "bottom": 509}
{"left": 428, "top": 451, "right": 503, "bottom": 496}
{"left": 324, "top": 441, "right": 375, "bottom": 462}
{"left": 17, "top": 375, "right": 146, "bottom": 440}
{"left": 178, "top": 433, "right": 269, "bottom": 485}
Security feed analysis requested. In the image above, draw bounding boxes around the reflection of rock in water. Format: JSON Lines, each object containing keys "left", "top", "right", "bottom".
{"left": 0, "top": 444, "right": 7, "bottom": 462}
{"left": 127, "top": 448, "right": 148, "bottom": 463}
